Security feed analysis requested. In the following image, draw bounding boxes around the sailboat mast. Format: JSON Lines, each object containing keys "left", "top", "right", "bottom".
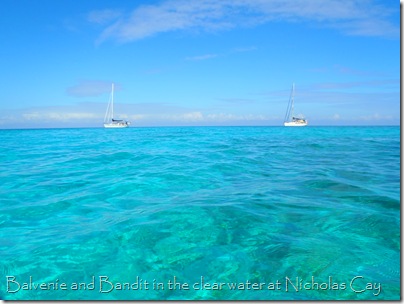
{"left": 111, "top": 83, "right": 114, "bottom": 120}
{"left": 291, "top": 83, "right": 295, "bottom": 119}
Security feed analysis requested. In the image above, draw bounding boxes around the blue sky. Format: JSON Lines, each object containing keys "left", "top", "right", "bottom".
{"left": 0, "top": 0, "right": 400, "bottom": 128}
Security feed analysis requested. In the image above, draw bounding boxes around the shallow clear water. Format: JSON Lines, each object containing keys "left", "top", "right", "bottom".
{"left": 0, "top": 126, "right": 400, "bottom": 300}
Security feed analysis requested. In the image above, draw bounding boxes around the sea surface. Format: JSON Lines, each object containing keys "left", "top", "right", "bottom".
{"left": 0, "top": 126, "right": 400, "bottom": 300}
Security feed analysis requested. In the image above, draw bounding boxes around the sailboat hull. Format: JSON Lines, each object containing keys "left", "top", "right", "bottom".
{"left": 104, "top": 123, "right": 129, "bottom": 128}
{"left": 284, "top": 121, "right": 307, "bottom": 127}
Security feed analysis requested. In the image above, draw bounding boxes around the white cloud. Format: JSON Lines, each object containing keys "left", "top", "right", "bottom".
{"left": 66, "top": 80, "right": 116, "bottom": 97}
{"left": 129, "top": 114, "right": 147, "bottom": 120}
{"left": 206, "top": 113, "right": 267, "bottom": 121}
{"left": 159, "top": 111, "right": 204, "bottom": 122}
{"left": 182, "top": 111, "right": 204, "bottom": 121}
{"left": 22, "top": 112, "right": 100, "bottom": 122}
{"left": 124, "top": 111, "right": 268, "bottom": 123}
{"left": 359, "top": 113, "right": 394, "bottom": 121}
{"left": 91, "top": 0, "right": 398, "bottom": 43}
{"left": 14, "top": 106, "right": 268, "bottom": 126}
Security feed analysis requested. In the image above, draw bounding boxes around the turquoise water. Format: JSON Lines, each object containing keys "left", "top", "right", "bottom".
{"left": 0, "top": 126, "right": 400, "bottom": 300}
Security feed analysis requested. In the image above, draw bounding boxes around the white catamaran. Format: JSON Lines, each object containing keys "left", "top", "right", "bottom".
{"left": 284, "top": 83, "right": 308, "bottom": 127}
{"left": 104, "top": 83, "right": 130, "bottom": 128}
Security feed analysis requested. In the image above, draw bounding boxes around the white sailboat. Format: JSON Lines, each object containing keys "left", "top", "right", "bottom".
{"left": 284, "top": 83, "right": 308, "bottom": 127}
{"left": 104, "top": 83, "right": 130, "bottom": 128}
